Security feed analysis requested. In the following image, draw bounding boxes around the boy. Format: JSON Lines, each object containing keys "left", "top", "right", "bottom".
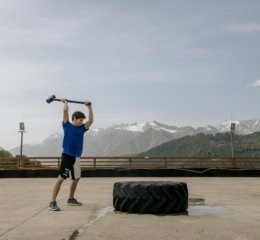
{"left": 49, "top": 98, "right": 93, "bottom": 211}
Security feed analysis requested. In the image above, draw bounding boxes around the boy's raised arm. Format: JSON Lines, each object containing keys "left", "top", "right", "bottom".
{"left": 61, "top": 99, "right": 69, "bottom": 123}
{"left": 84, "top": 101, "right": 93, "bottom": 129}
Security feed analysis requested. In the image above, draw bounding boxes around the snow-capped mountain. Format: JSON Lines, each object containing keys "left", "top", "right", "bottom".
{"left": 114, "top": 121, "right": 177, "bottom": 133}
{"left": 9, "top": 119, "right": 260, "bottom": 157}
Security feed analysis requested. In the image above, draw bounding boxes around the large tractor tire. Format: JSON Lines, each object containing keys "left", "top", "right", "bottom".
{"left": 113, "top": 181, "right": 188, "bottom": 214}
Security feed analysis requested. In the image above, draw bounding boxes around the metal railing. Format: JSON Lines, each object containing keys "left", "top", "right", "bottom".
{"left": 1, "top": 156, "right": 260, "bottom": 170}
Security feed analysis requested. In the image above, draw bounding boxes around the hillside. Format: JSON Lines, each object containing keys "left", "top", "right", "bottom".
{"left": 138, "top": 132, "right": 260, "bottom": 157}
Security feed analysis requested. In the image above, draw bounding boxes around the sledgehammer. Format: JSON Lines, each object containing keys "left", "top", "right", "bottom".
{"left": 46, "top": 95, "right": 91, "bottom": 106}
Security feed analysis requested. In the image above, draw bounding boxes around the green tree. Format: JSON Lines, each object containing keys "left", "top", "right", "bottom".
{"left": 0, "top": 149, "right": 12, "bottom": 158}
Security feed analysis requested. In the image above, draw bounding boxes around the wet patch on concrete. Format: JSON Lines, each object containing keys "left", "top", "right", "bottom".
{"left": 66, "top": 230, "right": 79, "bottom": 240}
{"left": 188, "top": 198, "right": 231, "bottom": 216}
{"left": 64, "top": 200, "right": 231, "bottom": 239}
{"left": 188, "top": 205, "right": 231, "bottom": 216}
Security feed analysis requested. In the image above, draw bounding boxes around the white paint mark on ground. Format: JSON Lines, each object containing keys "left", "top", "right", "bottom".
{"left": 64, "top": 206, "right": 114, "bottom": 240}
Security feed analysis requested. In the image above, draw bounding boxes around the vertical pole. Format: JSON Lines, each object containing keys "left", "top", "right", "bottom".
{"left": 18, "top": 122, "right": 25, "bottom": 167}
{"left": 20, "top": 131, "right": 24, "bottom": 159}
{"left": 230, "top": 130, "right": 234, "bottom": 158}
{"left": 229, "top": 108, "right": 236, "bottom": 159}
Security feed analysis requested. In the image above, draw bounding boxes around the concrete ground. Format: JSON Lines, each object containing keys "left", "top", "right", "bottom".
{"left": 0, "top": 177, "right": 260, "bottom": 240}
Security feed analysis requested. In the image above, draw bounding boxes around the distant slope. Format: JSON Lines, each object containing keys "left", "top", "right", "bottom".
{"left": 138, "top": 132, "right": 260, "bottom": 157}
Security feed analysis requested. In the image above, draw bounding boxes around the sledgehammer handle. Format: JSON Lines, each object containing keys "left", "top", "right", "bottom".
{"left": 58, "top": 99, "right": 91, "bottom": 105}
{"left": 62, "top": 99, "right": 85, "bottom": 104}
{"left": 51, "top": 98, "right": 85, "bottom": 104}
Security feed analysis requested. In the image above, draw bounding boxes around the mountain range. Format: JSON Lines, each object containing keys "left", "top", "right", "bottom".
{"left": 9, "top": 119, "right": 260, "bottom": 157}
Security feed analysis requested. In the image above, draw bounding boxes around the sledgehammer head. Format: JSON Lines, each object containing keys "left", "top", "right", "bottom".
{"left": 46, "top": 95, "right": 56, "bottom": 103}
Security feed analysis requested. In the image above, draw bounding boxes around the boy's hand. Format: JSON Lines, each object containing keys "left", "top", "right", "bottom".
{"left": 62, "top": 99, "right": 69, "bottom": 122}
{"left": 84, "top": 100, "right": 93, "bottom": 128}
{"left": 84, "top": 101, "right": 92, "bottom": 106}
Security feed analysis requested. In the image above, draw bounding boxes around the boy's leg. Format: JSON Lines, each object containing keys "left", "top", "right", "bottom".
{"left": 67, "top": 158, "right": 82, "bottom": 205}
{"left": 51, "top": 175, "right": 64, "bottom": 201}
{"left": 53, "top": 152, "right": 72, "bottom": 201}
{"left": 67, "top": 178, "right": 82, "bottom": 206}
{"left": 49, "top": 175, "right": 64, "bottom": 211}
{"left": 69, "top": 178, "right": 80, "bottom": 199}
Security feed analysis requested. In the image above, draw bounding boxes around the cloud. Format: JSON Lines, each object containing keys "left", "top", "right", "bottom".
{"left": 228, "top": 23, "right": 260, "bottom": 33}
{"left": 247, "top": 79, "right": 260, "bottom": 87}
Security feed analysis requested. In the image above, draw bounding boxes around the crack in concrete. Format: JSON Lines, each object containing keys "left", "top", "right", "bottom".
{"left": 0, "top": 206, "right": 48, "bottom": 238}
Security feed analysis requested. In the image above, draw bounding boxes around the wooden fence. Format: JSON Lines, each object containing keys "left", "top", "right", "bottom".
{"left": 1, "top": 156, "right": 260, "bottom": 170}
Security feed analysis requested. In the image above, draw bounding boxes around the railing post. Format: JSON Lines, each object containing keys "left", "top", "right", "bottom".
{"left": 16, "top": 157, "right": 20, "bottom": 168}
{"left": 200, "top": 158, "right": 203, "bottom": 168}
{"left": 231, "top": 157, "right": 237, "bottom": 168}
{"left": 164, "top": 158, "right": 167, "bottom": 168}
{"left": 129, "top": 158, "right": 132, "bottom": 169}
{"left": 20, "top": 157, "right": 24, "bottom": 168}
{"left": 93, "top": 158, "right": 96, "bottom": 170}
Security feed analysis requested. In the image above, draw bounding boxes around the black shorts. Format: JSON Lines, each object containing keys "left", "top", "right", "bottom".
{"left": 60, "top": 153, "right": 81, "bottom": 180}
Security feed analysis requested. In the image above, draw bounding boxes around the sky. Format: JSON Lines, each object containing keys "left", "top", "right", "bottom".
{"left": 0, "top": 0, "right": 260, "bottom": 150}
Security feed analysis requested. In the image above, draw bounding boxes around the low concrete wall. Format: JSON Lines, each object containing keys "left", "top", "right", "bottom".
{"left": 1, "top": 168, "right": 260, "bottom": 177}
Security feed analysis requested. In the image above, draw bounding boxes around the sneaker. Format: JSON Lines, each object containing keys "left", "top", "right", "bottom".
{"left": 49, "top": 201, "right": 60, "bottom": 211}
{"left": 67, "top": 198, "right": 82, "bottom": 206}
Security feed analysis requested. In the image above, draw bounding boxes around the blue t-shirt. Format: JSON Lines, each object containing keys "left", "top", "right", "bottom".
{"left": 62, "top": 121, "right": 88, "bottom": 157}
